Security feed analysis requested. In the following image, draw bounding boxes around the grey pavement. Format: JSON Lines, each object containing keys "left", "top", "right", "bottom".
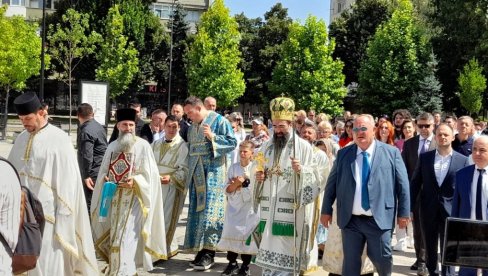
{"left": 0, "top": 120, "right": 418, "bottom": 275}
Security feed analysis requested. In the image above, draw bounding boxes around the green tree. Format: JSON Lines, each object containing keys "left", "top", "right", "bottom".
{"left": 234, "top": 13, "right": 263, "bottom": 104}
{"left": 269, "top": 16, "right": 347, "bottom": 116}
{"left": 458, "top": 58, "right": 486, "bottom": 115}
{"left": 0, "top": 6, "right": 43, "bottom": 137}
{"left": 187, "top": 0, "right": 245, "bottom": 107}
{"left": 96, "top": 5, "right": 139, "bottom": 99}
{"left": 329, "top": 0, "right": 392, "bottom": 86}
{"left": 430, "top": 0, "right": 487, "bottom": 112}
{"left": 167, "top": 3, "right": 190, "bottom": 103}
{"left": 48, "top": 8, "right": 101, "bottom": 134}
{"left": 410, "top": 55, "right": 443, "bottom": 115}
{"left": 255, "top": 4, "right": 292, "bottom": 104}
{"left": 48, "top": 0, "right": 168, "bottom": 99}
{"left": 358, "top": 0, "right": 436, "bottom": 116}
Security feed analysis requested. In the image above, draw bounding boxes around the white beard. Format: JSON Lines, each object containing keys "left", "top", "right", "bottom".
{"left": 116, "top": 132, "right": 136, "bottom": 153}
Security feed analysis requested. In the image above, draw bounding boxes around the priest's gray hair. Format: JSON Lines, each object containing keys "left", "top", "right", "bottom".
{"left": 116, "top": 132, "right": 137, "bottom": 153}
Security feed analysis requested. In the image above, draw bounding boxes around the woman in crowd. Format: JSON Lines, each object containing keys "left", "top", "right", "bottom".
{"left": 332, "top": 121, "right": 344, "bottom": 143}
{"left": 338, "top": 119, "right": 354, "bottom": 148}
{"left": 245, "top": 119, "right": 269, "bottom": 150}
{"left": 375, "top": 120, "right": 395, "bottom": 145}
{"left": 394, "top": 119, "right": 417, "bottom": 152}
{"left": 393, "top": 119, "right": 416, "bottom": 251}
{"left": 315, "top": 113, "right": 329, "bottom": 124}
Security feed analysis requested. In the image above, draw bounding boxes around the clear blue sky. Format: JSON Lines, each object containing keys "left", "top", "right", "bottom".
{"left": 225, "top": 0, "right": 331, "bottom": 25}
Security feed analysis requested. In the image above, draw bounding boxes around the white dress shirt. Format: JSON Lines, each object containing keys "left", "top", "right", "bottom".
{"left": 418, "top": 134, "right": 434, "bottom": 155}
{"left": 352, "top": 140, "right": 375, "bottom": 216}
{"left": 470, "top": 165, "right": 488, "bottom": 220}
{"left": 433, "top": 150, "right": 453, "bottom": 186}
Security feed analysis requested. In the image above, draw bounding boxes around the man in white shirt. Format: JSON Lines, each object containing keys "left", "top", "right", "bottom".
{"left": 452, "top": 135, "right": 488, "bottom": 276}
{"left": 410, "top": 124, "right": 468, "bottom": 276}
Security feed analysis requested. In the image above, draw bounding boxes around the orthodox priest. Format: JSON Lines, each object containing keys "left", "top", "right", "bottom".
{"left": 8, "top": 92, "right": 98, "bottom": 275}
{"left": 152, "top": 115, "right": 189, "bottom": 258}
{"left": 182, "top": 96, "right": 237, "bottom": 271}
{"left": 253, "top": 97, "right": 321, "bottom": 275}
{"left": 91, "top": 108, "right": 167, "bottom": 275}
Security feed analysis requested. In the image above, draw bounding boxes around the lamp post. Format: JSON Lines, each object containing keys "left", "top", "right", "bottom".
{"left": 39, "top": 0, "right": 47, "bottom": 100}
{"left": 167, "top": 0, "right": 177, "bottom": 114}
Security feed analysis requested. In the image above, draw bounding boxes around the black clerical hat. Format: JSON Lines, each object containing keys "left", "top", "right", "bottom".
{"left": 116, "top": 108, "right": 137, "bottom": 122}
{"left": 14, "top": 92, "right": 42, "bottom": 115}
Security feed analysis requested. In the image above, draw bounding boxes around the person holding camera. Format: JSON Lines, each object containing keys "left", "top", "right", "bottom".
{"left": 217, "top": 140, "right": 259, "bottom": 276}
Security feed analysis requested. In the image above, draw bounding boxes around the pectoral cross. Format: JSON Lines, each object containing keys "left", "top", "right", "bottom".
{"left": 255, "top": 152, "right": 268, "bottom": 172}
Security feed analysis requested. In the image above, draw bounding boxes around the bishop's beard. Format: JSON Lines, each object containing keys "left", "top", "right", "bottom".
{"left": 116, "top": 131, "right": 136, "bottom": 153}
{"left": 273, "top": 132, "right": 290, "bottom": 152}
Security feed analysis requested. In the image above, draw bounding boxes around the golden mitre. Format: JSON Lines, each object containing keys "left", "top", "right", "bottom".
{"left": 270, "top": 96, "right": 295, "bottom": 121}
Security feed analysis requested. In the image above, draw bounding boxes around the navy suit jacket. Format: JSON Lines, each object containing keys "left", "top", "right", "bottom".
{"left": 452, "top": 165, "right": 479, "bottom": 219}
{"left": 402, "top": 135, "right": 437, "bottom": 180}
{"left": 410, "top": 150, "right": 468, "bottom": 217}
{"left": 322, "top": 140, "right": 410, "bottom": 230}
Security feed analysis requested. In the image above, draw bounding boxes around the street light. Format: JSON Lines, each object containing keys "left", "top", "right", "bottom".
{"left": 167, "top": 0, "right": 177, "bottom": 114}
{"left": 39, "top": 0, "right": 47, "bottom": 100}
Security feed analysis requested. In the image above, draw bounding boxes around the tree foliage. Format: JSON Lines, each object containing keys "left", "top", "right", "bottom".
{"left": 329, "top": 0, "right": 392, "bottom": 86}
{"left": 255, "top": 4, "right": 292, "bottom": 103}
{"left": 358, "top": 0, "right": 438, "bottom": 116}
{"left": 48, "top": 9, "right": 101, "bottom": 85}
{"left": 0, "top": 5, "right": 44, "bottom": 136}
{"left": 458, "top": 58, "right": 486, "bottom": 115}
{"left": 430, "top": 0, "right": 487, "bottom": 112}
{"left": 188, "top": 0, "right": 245, "bottom": 108}
{"left": 96, "top": 5, "right": 139, "bottom": 98}
{"left": 48, "top": 8, "right": 101, "bottom": 133}
{"left": 0, "top": 6, "right": 43, "bottom": 92}
{"left": 167, "top": 3, "right": 190, "bottom": 102}
{"left": 270, "top": 16, "right": 347, "bottom": 116}
{"left": 48, "top": 0, "right": 167, "bottom": 99}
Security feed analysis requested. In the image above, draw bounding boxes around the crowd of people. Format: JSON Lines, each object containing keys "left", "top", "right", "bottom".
{"left": 1, "top": 91, "right": 488, "bottom": 276}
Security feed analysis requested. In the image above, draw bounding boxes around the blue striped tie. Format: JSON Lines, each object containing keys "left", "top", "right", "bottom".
{"left": 361, "top": 151, "right": 371, "bottom": 211}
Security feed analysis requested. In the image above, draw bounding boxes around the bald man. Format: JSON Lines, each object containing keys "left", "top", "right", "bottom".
{"left": 204, "top": 96, "right": 217, "bottom": 111}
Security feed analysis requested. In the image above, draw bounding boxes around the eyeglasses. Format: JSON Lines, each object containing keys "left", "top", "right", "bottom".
{"left": 417, "top": 124, "right": 432, "bottom": 129}
{"left": 352, "top": 127, "right": 368, "bottom": 132}
{"left": 380, "top": 126, "right": 389, "bottom": 130}
{"left": 345, "top": 124, "right": 353, "bottom": 128}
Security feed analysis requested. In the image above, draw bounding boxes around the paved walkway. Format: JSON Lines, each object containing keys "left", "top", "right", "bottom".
{"left": 0, "top": 119, "right": 419, "bottom": 275}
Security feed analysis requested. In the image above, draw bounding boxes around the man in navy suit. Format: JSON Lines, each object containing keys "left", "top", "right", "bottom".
{"left": 321, "top": 114, "right": 410, "bottom": 276}
{"left": 410, "top": 124, "right": 468, "bottom": 276}
{"left": 402, "top": 112, "right": 437, "bottom": 274}
{"left": 452, "top": 136, "right": 488, "bottom": 276}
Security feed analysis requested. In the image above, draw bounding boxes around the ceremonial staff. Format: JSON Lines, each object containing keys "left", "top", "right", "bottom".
{"left": 292, "top": 125, "right": 298, "bottom": 276}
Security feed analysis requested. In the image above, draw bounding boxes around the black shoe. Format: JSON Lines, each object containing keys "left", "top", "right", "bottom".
{"left": 193, "top": 254, "right": 215, "bottom": 271}
{"left": 189, "top": 252, "right": 204, "bottom": 267}
{"left": 221, "top": 262, "right": 239, "bottom": 275}
{"left": 152, "top": 259, "right": 165, "bottom": 267}
{"left": 236, "top": 265, "right": 250, "bottom": 276}
{"left": 417, "top": 263, "right": 428, "bottom": 276}
{"left": 410, "top": 260, "right": 418, "bottom": 270}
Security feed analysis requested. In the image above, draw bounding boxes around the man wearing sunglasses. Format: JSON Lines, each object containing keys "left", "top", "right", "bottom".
{"left": 321, "top": 114, "right": 410, "bottom": 276}
{"left": 402, "top": 112, "right": 437, "bottom": 275}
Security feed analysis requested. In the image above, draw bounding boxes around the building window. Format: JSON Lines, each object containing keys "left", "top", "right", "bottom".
{"left": 9, "top": 0, "right": 25, "bottom": 6}
{"left": 337, "top": 2, "right": 344, "bottom": 13}
{"left": 152, "top": 4, "right": 173, "bottom": 20}
{"left": 184, "top": 10, "right": 201, "bottom": 23}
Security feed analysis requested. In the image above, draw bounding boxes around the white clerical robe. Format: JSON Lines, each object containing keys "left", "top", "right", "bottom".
{"left": 217, "top": 162, "right": 259, "bottom": 255}
{"left": 302, "top": 146, "right": 330, "bottom": 273}
{"left": 152, "top": 134, "right": 188, "bottom": 257}
{"left": 253, "top": 134, "right": 320, "bottom": 274}
{"left": 8, "top": 124, "right": 98, "bottom": 275}
{"left": 0, "top": 158, "right": 21, "bottom": 274}
{"left": 91, "top": 137, "right": 167, "bottom": 274}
